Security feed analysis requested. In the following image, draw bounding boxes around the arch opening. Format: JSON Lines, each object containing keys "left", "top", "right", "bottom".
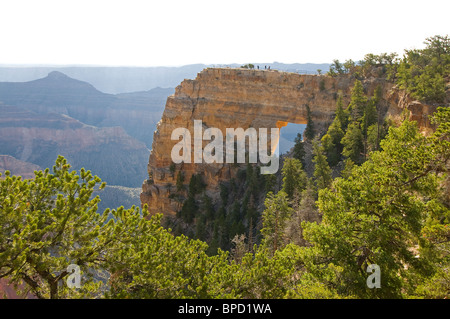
{"left": 276, "top": 122, "right": 306, "bottom": 155}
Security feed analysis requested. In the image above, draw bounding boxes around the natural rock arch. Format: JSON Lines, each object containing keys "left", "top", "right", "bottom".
{"left": 140, "top": 67, "right": 414, "bottom": 216}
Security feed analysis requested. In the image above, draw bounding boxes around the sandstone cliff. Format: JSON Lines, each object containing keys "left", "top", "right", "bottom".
{"left": 141, "top": 67, "right": 439, "bottom": 216}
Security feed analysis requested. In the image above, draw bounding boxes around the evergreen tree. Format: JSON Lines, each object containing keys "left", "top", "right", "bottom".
{"left": 285, "top": 182, "right": 320, "bottom": 246}
{"left": 335, "top": 94, "right": 349, "bottom": 131}
{"left": 341, "top": 121, "right": 364, "bottom": 164}
{"left": 0, "top": 156, "right": 145, "bottom": 299}
{"left": 320, "top": 133, "right": 339, "bottom": 167}
{"left": 176, "top": 171, "right": 185, "bottom": 191}
{"left": 322, "top": 95, "right": 348, "bottom": 166}
{"left": 301, "top": 109, "right": 450, "bottom": 298}
{"left": 281, "top": 157, "right": 307, "bottom": 200}
{"left": 396, "top": 35, "right": 449, "bottom": 103}
{"left": 347, "top": 79, "right": 367, "bottom": 121}
{"left": 340, "top": 158, "right": 355, "bottom": 179}
{"left": 260, "top": 191, "right": 293, "bottom": 255}
{"left": 304, "top": 104, "right": 315, "bottom": 140}
{"left": 293, "top": 132, "right": 306, "bottom": 165}
{"left": 322, "top": 117, "right": 345, "bottom": 166}
{"left": 312, "top": 141, "right": 333, "bottom": 190}
{"left": 179, "top": 194, "right": 197, "bottom": 223}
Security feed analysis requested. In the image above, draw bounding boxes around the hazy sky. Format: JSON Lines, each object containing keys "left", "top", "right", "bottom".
{"left": 0, "top": 0, "right": 448, "bottom": 67}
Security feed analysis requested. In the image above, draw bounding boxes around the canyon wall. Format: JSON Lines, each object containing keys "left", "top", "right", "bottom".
{"left": 141, "top": 67, "right": 436, "bottom": 216}
{"left": 0, "top": 104, "right": 149, "bottom": 187}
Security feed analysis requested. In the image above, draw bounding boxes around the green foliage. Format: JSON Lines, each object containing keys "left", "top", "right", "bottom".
{"left": 320, "top": 133, "right": 337, "bottom": 166}
{"left": 366, "top": 119, "right": 390, "bottom": 153}
{"left": 169, "top": 162, "right": 176, "bottom": 177}
{"left": 301, "top": 111, "right": 450, "bottom": 298}
{"left": 176, "top": 171, "right": 185, "bottom": 191}
{"left": 321, "top": 95, "right": 348, "bottom": 167}
{"left": 327, "top": 59, "right": 361, "bottom": 77}
{"left": 347, "top": 79, "right": 367, "bottom": 121}
{"left": 292, "top": 133, "right": 306, "bottom": 165}
{"left": 264, "top": 173, "right": 277, "bottom": 193}
{"left": 322, "top": 117, "right": 344, "bottom": 166}
{"left": 319, "top": 79, "right": 326, "bottom": 91}
{"left": 343, "top": 59, "right": 356, "bottom": 74}
{"left": 281, "top": 158, "right": 307, "bottom": 200}
{"left": 340, "top": 158, "right": 355, "bottom": 179}
{"left": 304, "top": 104, "right": 315, "bottom": 140}
{"left": 241, "top": 64, "right": 255, "bottom": 69}
{"left": 0, "top": 156, "right": 112, "bottom": 298}
{"left": 312, "top": 141, "right": 332, "bottom": 190}
{"left": 0, "top": 156, "right": 303, "bottom": 299}
{"left": 188, "top": 173, "right": 206, "bottom": 196}
{"left": 363, "top": 98, "right": 378, "bottom": 136}
{"left": 341, "top": 121, "right": 364, "bottom": 164}
{"left": 335, "top": 94, "right": 349, "bottom": 131}
{"left": 260, "top": 191, "right": 293, "bottom": 255}
{"left": 396, "top": 35, "right": 449, "bottom": 103}
{"left": 106, "top": 213, "right": 232, "bottom": 299}
{"left": 363, "top": 52, "right": 398, "bottom": 66}
{"left": 327, "top": 59, "right": 345, "bottom": 76}
{"left": 179, "top": 195, "right": 198, "bottom": 223}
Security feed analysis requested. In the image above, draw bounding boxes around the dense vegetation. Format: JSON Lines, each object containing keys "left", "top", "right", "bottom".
{"left": 1, "top": 106, "right": 448, "bottom": 299}
{"left": 0, "top": 36, "right": 449, "bottom": 299}
{"left": 327, "top": 35, "right": 449, "bottom": 104}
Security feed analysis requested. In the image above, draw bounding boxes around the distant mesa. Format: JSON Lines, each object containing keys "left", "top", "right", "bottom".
{"left": 0, "top": 73, "right": 172, "bottom": 188}
{"left": 46, "top": 71, "right": 69, "bottom": 79}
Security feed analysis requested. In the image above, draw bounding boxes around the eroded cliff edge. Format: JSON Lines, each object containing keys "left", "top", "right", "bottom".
{"left": 141, "top": 67, "right": 437, "bottom": 216}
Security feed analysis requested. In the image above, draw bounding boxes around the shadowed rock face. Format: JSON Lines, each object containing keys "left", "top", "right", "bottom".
{"left": 0, "top": 73, "right": 173, "bottom": 148}
{"left": 0, "top": 71, "right": 176, "bottom": 189}
{"left": 0, "top": 155, "right": 41, "bottom": 179}
{"left": 141, "top": 67, "right": 425, "bottom": 216}
{"left": 0, "top": 105, "right": 149, "bottom": 187}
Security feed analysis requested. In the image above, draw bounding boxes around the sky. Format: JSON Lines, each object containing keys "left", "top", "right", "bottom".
{"left": 0, "top": 0, "right": 448, "bottom": 67}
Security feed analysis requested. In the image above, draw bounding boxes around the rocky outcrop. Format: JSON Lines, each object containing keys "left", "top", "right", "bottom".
{"left": 387, "top": 87, "right": 443, "bottom": 134}
{"left": 142, "top": 67, "right": 437, "bottom": 216}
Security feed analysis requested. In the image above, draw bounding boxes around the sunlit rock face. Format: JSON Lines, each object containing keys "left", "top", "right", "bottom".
{"left": 141, "top": 67, "right": 437, "bottom": 216}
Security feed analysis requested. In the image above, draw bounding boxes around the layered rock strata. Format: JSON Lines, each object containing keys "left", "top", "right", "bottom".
{"left": 141, "top": 67, "right": 437, "bottom": 216}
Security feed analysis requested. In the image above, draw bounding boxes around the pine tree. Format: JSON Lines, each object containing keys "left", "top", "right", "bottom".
{"left": 260, "top": 191, "right": 293, "bottom": 255}
{"left": 322, "top": 118, "right": 345, "bottom": 166}
{"left": 281, "top": 157, "right": 307, "bottom": 200}
{"left": 347, "top": 79, "right": 367, "bottom": 121}
{"left": 363, "top": 85, "right": 381, "bottom": 136}
{"left": 321, "top": 133, "right": 338, "bottom": 166}
{"left": 340, "top": 158, "right": 355, "bottom": 179}
{"left": 304, "top": 104, "right": 315, "bottom": 140}
{"left": 301, "top": 110, "right": 450, "bottom": 298}
{"left": 176, "top": 171, "right": 185, "bottom": 191}
{"left": 312, "top": 141, "right": 333, "bottom": 189}
{"left": 0, "top": 156, "right": 144, "bottom": 299}
{"left": 335, "top": 94, "right": 349, "bottom": 131}
{"left": 293, "top": 132, "right": 306, "bottom": 165}
{"left": 341, "top": 121, "right": 364, "bottom": 164}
